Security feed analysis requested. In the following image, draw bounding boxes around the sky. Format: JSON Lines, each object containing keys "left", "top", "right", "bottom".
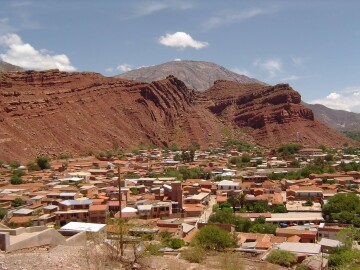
{"left": 0, "top": 0, "right": 360, "bottom": 112}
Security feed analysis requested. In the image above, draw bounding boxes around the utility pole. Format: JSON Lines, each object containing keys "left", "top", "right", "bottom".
{"left": 117, "top": 165, "right": 124, "bottom": 257}
{"left": 118, "top": 166, "right": 122, "bottom": 218}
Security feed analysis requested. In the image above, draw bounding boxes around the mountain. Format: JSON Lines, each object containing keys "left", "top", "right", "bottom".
{"left": 118, "top": 60, "right": 262, "bottom": 91}
{"left": 0, "top": 60, "right": 23, "bottom": 72}
{"left": 0, "top": 70, "right": 353, "bottom": 161}
{"left": 119, "top": 60, "right": 360, "bottom": 134}
{"left": 303, "top": 102, "right": 360, "bottom": 132}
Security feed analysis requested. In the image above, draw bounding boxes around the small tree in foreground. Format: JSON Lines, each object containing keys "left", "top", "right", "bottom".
{"left": 191, "top": 225, "right": 236, "bottom": 251}
{"left": 266, "top": 250, "right": 297, "bottom": 267}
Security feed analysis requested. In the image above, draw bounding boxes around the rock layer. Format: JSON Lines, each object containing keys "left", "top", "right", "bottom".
{"left": 0, "top": 70, "right": 354, "bottom": 161}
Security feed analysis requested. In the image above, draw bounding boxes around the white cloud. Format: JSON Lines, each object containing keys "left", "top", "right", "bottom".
{"left": 116, "top": 64, "right": 133, "bottom": 73}
{"left": 292, "top": 56, "right": 309, "bottom": 66}
{"left": 0, "top": 33, "right": 76, "bottom": 71}
{"left": 10, "top": 1, "right": 32, "bottom": 7}
{"left": 280, "top": 75, "right": 301, "bottom": 81}
{"left": 203, "top": 8, "right": 271, "bottom": 30}
{"left": 174, "top": 58, "right": 182, "bottom": 61}
{"left": 309, "top": 89, "right": 360, "bottom": 113}
{"left": 132, "top": 1, "right": 192, "bottom": 17}
{"left": 254, "top": 58, "right": 282, "bottom": 78}
{"left": 105, "top": 68, "right": 114, "bottom": 73}
{"left": 231, "top": 68, "right": 253, "bottom": 78}
{"left": 159, "top": 32, "right": 208, "bottom": 49}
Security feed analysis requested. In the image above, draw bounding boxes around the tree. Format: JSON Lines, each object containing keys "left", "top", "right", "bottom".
{"left": 266, "top": 250, "right": 297, "bottom": 267}
{"left": 328, "top": 247, "right": 360, "bottom": 269}
{"left": 10, "top": 174, "right": 24, "bottom": 185}
{"left": 36, "top": 156, "right": 51, "bottom": 170}
{"left": 227, "top": 194, "right": 242, "bottom": 213}
{"left": 27, "top": 162, "right": 40, "bottom": 172}
{"left": 336, "top": 226, "right": 360, "bottom": 249}
{"left": 322, "top": 193, "right": 360, "bottom": 226}
{"left": 12, "top": 198, "right": 25, "bottom": 207}
{"left": 0, "top": 208, "right": 7, "bottom": 219}
{"left": 9, "top": 160, "right": 20, "bottom": 169}
{"left": 191, "top": 225, "right": 236, "bottom": 251}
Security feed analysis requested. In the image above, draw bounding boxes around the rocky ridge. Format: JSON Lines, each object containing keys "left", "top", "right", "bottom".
{"left": 0, "top": 70, "right": 354, "bottom": 161}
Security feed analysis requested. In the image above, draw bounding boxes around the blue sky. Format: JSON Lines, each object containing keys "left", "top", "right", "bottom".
{"left": 1, "top": 0, "right": 360, "bottom": 112}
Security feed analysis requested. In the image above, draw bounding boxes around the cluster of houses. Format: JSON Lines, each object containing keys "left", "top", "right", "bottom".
{"left": 0, "top": 146, "right": 359, "bottom": 269}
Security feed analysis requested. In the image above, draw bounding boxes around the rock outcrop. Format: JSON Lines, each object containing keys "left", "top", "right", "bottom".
{"left": 0, "top": 70, "right": 354, "bottom": 161}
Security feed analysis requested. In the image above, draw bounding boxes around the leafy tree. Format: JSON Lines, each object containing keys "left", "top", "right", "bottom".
{"left": 36, "top": 156, "right": 51, "bottom": 170}
{"left": 9, "top": 160, "right": 20, "bottom": 169}
{"left": 328, "top": 247, "right": 360, "bottom": 269}
{"left": 27, "top": 162, "right": 40, "bottom": 172}
{"left": 277, "top": 143, "right": 302, "bottom": 158}
{"left": 266, "top": 250, "right": 297, "bottom": 267}
{"left": 336, "top": 226, "right": 360, "bottom": 249}
{"left": 249, "top": 223, "right": 277, "bottom": 234}
{"left": 191, "top": 225, "right": 236, "bottom": 251}
{"left": 12, "top": 198, "right": 25, "bottom": 207}
{"left": 227, "top": 194, "right": 242, "bottom": 213}
{"left": 272, "top": 204, "right": 288, "bottom": 213}
{"left": 254, "top": 215, "right": 266, "bottom": 224}
{"left": 10, "top": 174, "right": 24, "bottom": 185}
{"left": 322, "top": 193, "right": 360, "bottom": 226}
{"left": 241, "top": 155, "right": 251, "bottom": 163}
{"left": 0, "top": 208, "right": 7, "bottom": 219}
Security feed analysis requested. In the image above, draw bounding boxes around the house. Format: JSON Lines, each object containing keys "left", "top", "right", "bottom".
{"left": 217, "top": 180, "right": 240, "bottom": 191}
{"left": 88, "top": 204, "right": 108, "bottom": 223}
{"left": 276, "top": 227, "right": 317, "bottom": 243}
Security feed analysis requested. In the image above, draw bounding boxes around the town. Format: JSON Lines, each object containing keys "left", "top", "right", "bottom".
{"left": 0, "top": 141, "right": 359, "bottom": 269}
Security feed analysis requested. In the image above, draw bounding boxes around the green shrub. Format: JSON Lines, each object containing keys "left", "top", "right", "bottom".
{"left": 181, "top": 247, "right": 206, "bottom": 263}
{"left": 10, "top": 174, "right": 24, "bottom": 185}
{"left": 0, "top": 208, "right": 7, "bottom": 219}
{"left": 266, "top": 250, "right": 297, "bottom": 267}
{"left": 9, "top": 160, "right": 20, "bottom": 169}
{"left": 12, "top": 198, "right": 25, "bottom": 207}
{"left": 191, "top": 225, "right": 236, "bottom": 251}
{"left": 145, "top": 244, "right": 162, "bottom": 256}
{"left": 36, "top": 156, "right": 51, "bottom": 170}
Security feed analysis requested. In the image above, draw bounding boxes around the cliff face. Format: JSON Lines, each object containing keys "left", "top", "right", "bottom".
{"left": 205, "top": 81, "right": 353, "bottom": 147}
{"left": 0, "top": 70, "right": 354, "bottom": 161}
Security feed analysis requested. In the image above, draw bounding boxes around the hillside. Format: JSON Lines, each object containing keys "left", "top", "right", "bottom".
{"left": 119, "top": 60, "right": 360, "bottom": 133}
{"left": 303, "top": 102, "right": 360, "bottom": 132}
{"left": 0, "top": 60, "right": 23, "bottom": 72}
{"left": 118, "top": 60, "right": 262, "bottom": 91}
{"left": 0, "top": 70, "right": 354, "bottom": 161}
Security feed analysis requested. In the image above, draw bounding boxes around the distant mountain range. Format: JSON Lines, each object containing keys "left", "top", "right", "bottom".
{"left": 118, "top": 60, "right": 263, "bottom": 91}
{"left": 119, "top": 60, "right": 360, "bottom": 133}
{"left": 0, "top": 60, "right": 23, "bottom": 72}
{"left": 303, "top": 103, "right": 360, "bottom": 132}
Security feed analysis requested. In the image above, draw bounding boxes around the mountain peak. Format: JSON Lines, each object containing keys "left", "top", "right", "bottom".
{"left": 117, "top": 60, "right": 263, "bottom": 91}
{"left": 0, "top": 60, "right": 23, "bottom": 73}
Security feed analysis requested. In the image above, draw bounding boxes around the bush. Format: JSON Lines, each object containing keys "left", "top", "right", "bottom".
{"left": 27, "top": 162, "right": 40, "bottom": 172}
{"left": 169, "top": 238, "right": 185, "bottom": 249}
{"left": 9, "top": 160, "right": 20, "bottom": 169}
{"left": 10, "top": 174, "right": 24, "bottom": 185}
{"left": 145, "top": 244, "right": 162, "bottom": 256}
{"left": 0, "top": 208, "right": 7, "bottom": 219}
{"left": 266, "top": 250, "right": 297, "bottom": 267}
{"left": 36, "top": 156, "right": 51, "bottom": 170}
{"left": 328, "top": 247, "right": 360, "bottom": 268}
{"left": 191, "top": 225, "right": 236, "bottom": 251}
{"left": 181, "top": 246, "right": 206, "bottom": 263}
{"left": 12, "top": 198, "right": 25, "bottom": 207}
